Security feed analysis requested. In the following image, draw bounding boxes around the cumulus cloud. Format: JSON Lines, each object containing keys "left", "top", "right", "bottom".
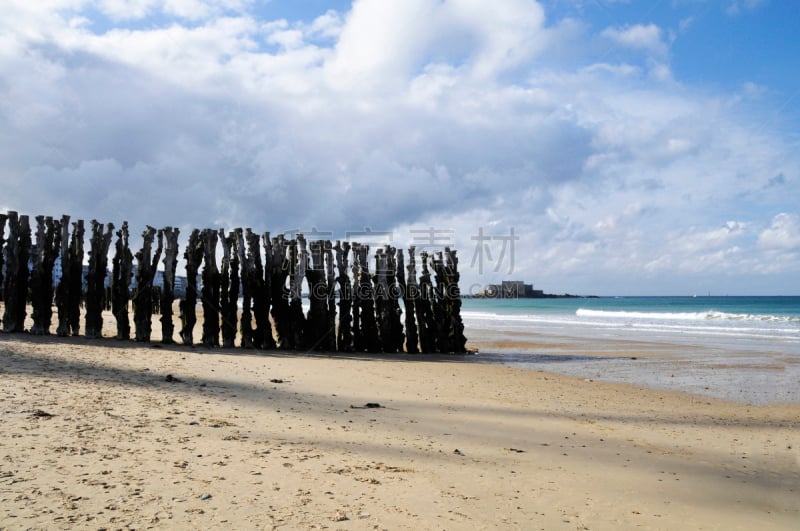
{"left": 0, "top": 0, "right": 798, "bottom": 294}
{"left": 758, "top": 213, "right": 800, "bottom": 251}
{"left": 601, "top": 23, "right": 668, "bottom": 57}
{"left": 95, "top": 0, "right": 251, "bottom": 21}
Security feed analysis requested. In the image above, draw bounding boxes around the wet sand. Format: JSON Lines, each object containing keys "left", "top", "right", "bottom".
{"left": 1, "top": 308, "right": 799, "bottom": 529}
{"left": 468, "top": 324, "right": 800, "bottom": 405}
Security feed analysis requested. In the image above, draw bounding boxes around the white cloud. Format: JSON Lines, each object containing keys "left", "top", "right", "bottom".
{"left": 324, "top": 0, "right": 438, "bottom": 90}
{"left": 96, "top": 0, "right": 251, "bottom": 21}
{"left": 307, "top": 10, "right": 343, "bottom": 40}
{"left": 601, "top": 23, "right": 668, "bottom": 57}
{"left": 324, "top": 0, "right": 550, "bottom": 90}
{"left": 726, "top": 0, "right": 768, "bottom": 16}
{"left": 676, "top": 222, "right": 747, "bottom": 254}
{"left": 97, "top": 0, "right": 160, "bottom": 20}
{"left": 758, "top": 213, "right": 800, "bottom": 251}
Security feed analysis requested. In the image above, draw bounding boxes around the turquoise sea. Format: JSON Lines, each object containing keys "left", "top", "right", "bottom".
{"left": 461, "top": 296, "right": 800, "bottom": 405}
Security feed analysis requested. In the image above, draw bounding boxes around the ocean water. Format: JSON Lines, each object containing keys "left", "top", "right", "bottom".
{"left": 461, "top": 296, "right": 800, "bottom": 405}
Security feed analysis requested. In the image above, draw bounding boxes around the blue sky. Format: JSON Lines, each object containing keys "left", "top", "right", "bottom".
{"left": 1, "top": 0, "right": 798, "bottom": 295}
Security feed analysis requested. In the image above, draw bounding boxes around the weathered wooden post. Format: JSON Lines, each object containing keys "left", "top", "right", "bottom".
{"left": 133, "top": 226, "right": 162, "bottom": 342}
{"left": 30, "top": 215, "right": 60, "bottom": 335}
{"left": 221, "top": 230, "right": 241, "bottom": 348}
{"left": 269, "top": 235, "right": 291, "bottom": 349}
{"left": 201, "top": 228, "right": 220, "bottom": 347}
{"left": 181, "top": 229, "right": 203, "bottom": 345}
{"left": 56, "top": 219, "right": 85, "bottom": 336}
{"left": 334, "top": 241, "right": 353, "bottom": 352}
{"left": 287, "top": 236, "right": 308, "bottom": 348}
{"left": 399, "top": 247, "right": 419, "bottom": 353}
{"left": 374, "top": 248, "right": 390, "bottom": 352}
{"left": 0, "top": 213, "right": 6, "bottom": 303}
{"left": 68, "top": 220, "right": 84, "bottom": 336}
{"left": 416, "top": 251, "right": 436, "bottom": 353}
{"left": 55, "top": 215, "right": 71, "bottom": 336}
{"left": 160, "top": 227, "right": 180, "bottom": 344}
{"left": 373, "top": 246, "right": 404, "bottom": 353}
{"left": 304, "top": 239, "right": 329, "bottom": 350}
{"left": 261, "top": 232, "right": 277, "bottom": 349}
{"left": 85, "top": 220, "right": 102, "bottom": 338}
{"left": 247, "top": 229, "right": 270, "bottom": 349}
{"left": 352, "top": 243, "right": 379, "bottom": 352}
{"left": 2, "top": 210, "right": 21, "bottom": 331}
{"left": 2, "top": 212, "right": 31, "bottom": 333}
{"left": 85, "top": 220, "right": 114, "bottom": 339}
{"left": 27, "top": 215, "right": 47, "bottom": 335}
{"left": 350, "top": 244, "right": 361, "bottom": 351}
{"left": 443, "top": 247, "right": 467, "bottom": 353}
{"left": 431, "top": 251, "right": 449, "bottom": 352}
{"left": 235, "top": 228, "right": 253, "bottom": 347}
{"left": 386, "top": 246, "right": 404, "bottom": 352}
{"left": 324, "top": 240, "right": 337, "bottom": 352}
{"left": 15, "top": 214, "right": 32, "bottom": 333}
{"left": 111, "top": 222, "right": 133, "bottom": 339}
{"left": 1, "top": 211, "right": 18, "bottom": 330}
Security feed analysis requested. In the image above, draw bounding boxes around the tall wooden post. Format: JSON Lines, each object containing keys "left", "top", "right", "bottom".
{"left": 67, "top": 219, "right": 85, "bottom": 336}
{"left": 181, "top": 229, "right": 203, "bottom": 345}
{"left": 55, "top": 215, "right": 70, "bottom": 336}
{"left": 334, "top": 241, "right": 353, "bottom": 352}
{"left": 2, "top": 212, "right": 31, "bottom": 333}
{"left": 431, "top": 251, "right": 449, "bottom": 352}
{"left": 399, "top": 247, "right": 419, "bottom": 353}
{"left": 235, "top": 228, "right": 253, "bottom": 347}
{"left": 443, "top": 247, "right": 467, "bottom": 353}
{"left": 353, "top": 243, "right": 379, "bottom": 352}
{"left": 269, "top": 235, "right": 291, "bottom": 349}
{"left": 304, "top": 239, "right": 329, "bottom": 350}
{"left": 247, "top": 229, "right": 269, "bottom": 349}
{"left": 374, "top": 248, "right": 390, "bottom": 352}
{"left": 133, "top": 226, "right": 162, "bottom": 342}
{"left": 201, "top": 228, "right": 220, "bottom": 347}
{"left": 386, "top": 246, "right": 404, "bottom": 352}
{"left": 220, "top": 230, "right": 238, "bottom": 348}
{"left": 85, "top": 220, "right": 113, "bottom": 339}
{"left": 261, "top": 232, "right": 277, "bottom": 349}
{"left": 160, "top": 227, "right": 180, "bottom": 344}
{"left": 324, "top": 240, "right": 337, "bottom": 352}
{"left": 111, "top": 222, "right": 133, "bottom": 340}
{"left": 287, "top": 236, "right": 307, "bottom": 349}
{"left": 350, "top": 243, "right": 361, "bottom": 352}
{"left": 416, "top": 251, "right": 436, "bottom": 353}
{"left": 30, "top": 215, "right": 60, "bottom": 335}
{"left": 0, "top": 213, "right": 6, "bottom": 303}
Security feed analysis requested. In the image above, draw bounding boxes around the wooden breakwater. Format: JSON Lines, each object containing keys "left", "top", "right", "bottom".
{"left": 0, "top": 211, "right": 468, "bottom": 354}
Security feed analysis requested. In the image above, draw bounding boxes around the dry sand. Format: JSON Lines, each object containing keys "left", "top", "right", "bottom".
{"left": 1, "top": 307, "right": 799, "bottom": 530}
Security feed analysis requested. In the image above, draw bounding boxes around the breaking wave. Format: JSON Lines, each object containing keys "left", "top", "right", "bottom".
{"left": 575, "top": 309, "right": 800, "bottom": 323}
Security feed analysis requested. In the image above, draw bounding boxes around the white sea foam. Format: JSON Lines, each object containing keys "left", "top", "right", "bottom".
{"left": 575, "top": 308, "right": 800, "bottom": 323}
{"left": 462, "top": 308, "right": 800, "bottom": 343}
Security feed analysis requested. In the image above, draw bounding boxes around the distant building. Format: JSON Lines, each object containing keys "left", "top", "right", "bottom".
{"left": 484, "top": 280, "right": 544, "bottom": 298}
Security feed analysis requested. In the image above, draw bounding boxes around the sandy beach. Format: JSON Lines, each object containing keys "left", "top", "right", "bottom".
{"left": 1, "top": 308, "right": 799, "bottom": 530}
